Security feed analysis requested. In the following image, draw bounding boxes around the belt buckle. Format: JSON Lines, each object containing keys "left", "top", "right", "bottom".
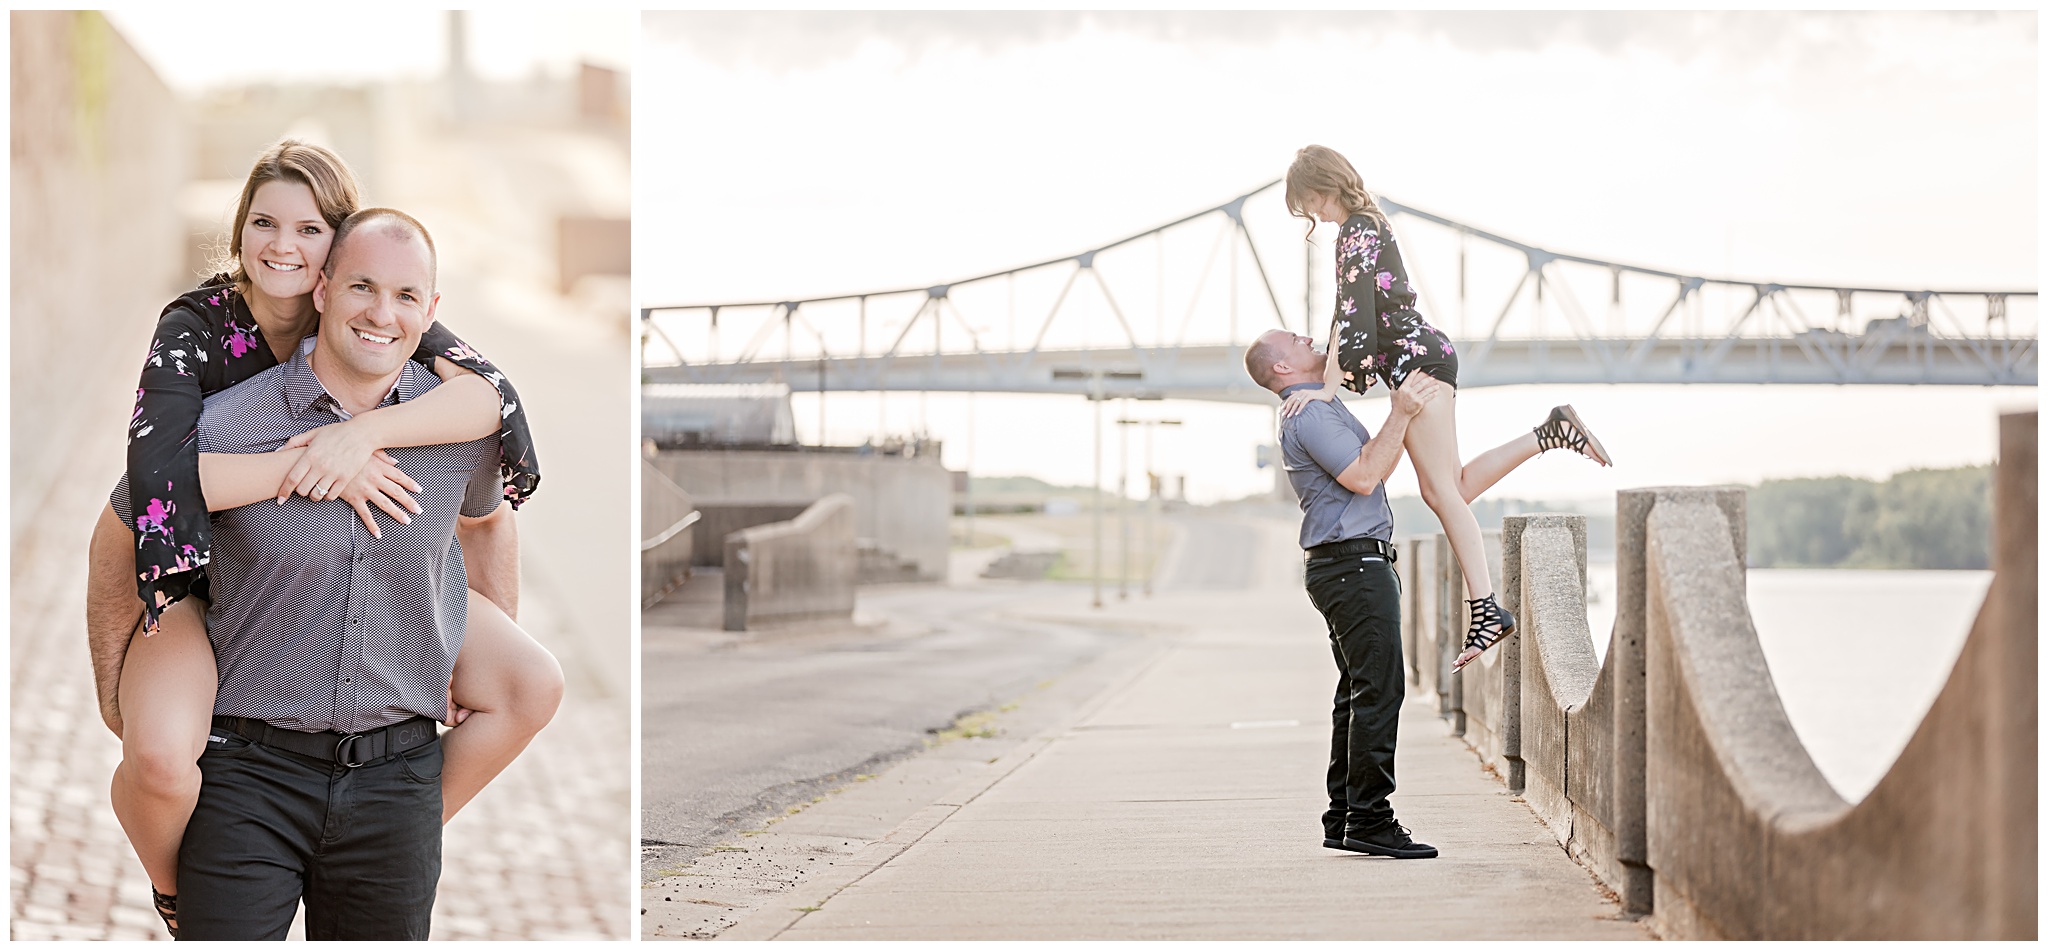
{"left": 335, "top": 733, "right": 366, "bottom": 768}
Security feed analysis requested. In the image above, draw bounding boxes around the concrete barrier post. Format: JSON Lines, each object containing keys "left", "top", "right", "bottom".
{"left": 1989, "top": 411, "right": 2037, "bottom": 935}
{"left": 1498, "top": 516, "right": 1531, "bottom": 793}
{"left": 1432, "top": 534, "right": 1456, "bottom": 718}
{"left": 1452, "top": 530, "right": 1510, "bottom": 769}
{"left": 1409, "top": 537, "right": 1440, "bottom": 700}
{"left": 722, "top": 539, "right": 751, "bottom": 632}
{"left": 1514, "top": 514, "right": 1603, "bottom": 874}
{"left": 1397, "top": 537, "right": 1422, "bottom": 685}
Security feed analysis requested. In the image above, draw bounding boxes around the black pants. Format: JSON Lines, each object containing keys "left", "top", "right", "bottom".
{"left": 177, "top": 726, "right": 444, "bottom": 940}
{"left": 1304, "top": 554, "right": 1404, "bottom": 838}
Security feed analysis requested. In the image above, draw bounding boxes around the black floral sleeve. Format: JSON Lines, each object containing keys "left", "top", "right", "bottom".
{"left": 415, "top": 323, "right": 541, "bottom": 507}
{"left": 1331, "top": 215, "right": 1383, "bottom": 394}
{"left": 126, "top": 282, "right": 279, "bottom": 628}
{"left": 123, "top": 280, "right": 543, "bottom": 629}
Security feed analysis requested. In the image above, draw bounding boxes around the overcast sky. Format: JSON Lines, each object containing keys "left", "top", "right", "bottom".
{"left": 635, "top": 11, "right": 2035, "bottom": 506}
{"left": 106, "top": 9, "right": 635, "bottom": 92}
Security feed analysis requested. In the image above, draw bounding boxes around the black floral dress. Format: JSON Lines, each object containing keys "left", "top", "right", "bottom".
{"left": 124, "top": 275, "right": 541, "bottom": 629}
{"left": 1332, "top": 213, "right": 1459, "bottom": 393}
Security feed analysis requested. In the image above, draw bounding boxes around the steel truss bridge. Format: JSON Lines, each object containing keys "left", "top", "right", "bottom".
{"left": 642, "top": 181, "right": 2035, "bottom": 404}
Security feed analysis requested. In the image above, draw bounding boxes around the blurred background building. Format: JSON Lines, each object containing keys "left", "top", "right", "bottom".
{"left": 10, "top": 10, "right": 631, "bottom": 940}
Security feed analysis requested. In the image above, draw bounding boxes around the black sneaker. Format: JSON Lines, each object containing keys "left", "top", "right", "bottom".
{"left": 1340, "top": 822, "right": 1439, "bottom": 859}
{"left": 1321, "top": 810, "right": 1348, "bottom": 850}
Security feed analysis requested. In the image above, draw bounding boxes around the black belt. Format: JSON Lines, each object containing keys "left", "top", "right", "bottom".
{"left": 1305, "top": 537, "right": 1398, "bottom": 563}
{"left": 211, "top": 715, "right": 438, "bottom": 768}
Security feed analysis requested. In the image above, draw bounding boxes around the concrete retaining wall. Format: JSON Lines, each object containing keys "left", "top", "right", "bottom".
{"left": 653, "top": 449, "right": 950, "bottom": 581}
{"left": 690, "top": 502, "right": 811, "bottom": 569}
{"left": 1640, "top": 412, "right": 2035, "bottom": 939}
{"left": 11, "top": 12, "right": 193, "bottom": 541}
{"left": 723, "top": 494, "right": 857, "bottom": 632}
{"left": 1448, "top": 532, "right": 1508, "bottom": 767}
{"left": 1406, "top": 414, "right": 2035, "bottom": 938}
{"left": 1510, "top": 510, "right": 1645, "bottom": 913}
{"left": 640, "top": 461, "right": 696, "bottom": 608}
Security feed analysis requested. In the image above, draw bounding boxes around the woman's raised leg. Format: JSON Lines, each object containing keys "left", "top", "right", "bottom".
{"left": 440, "top": 589, "right": 564, "bottom": 823}
{"left": 1456, "top": 431, "right": 1540, "bottom": 504}
{"left": 1455, "top": 404, "right": 1612, "bottom": 503}
{"left": 107, "top": 597, "right": 216, "bottom": 900}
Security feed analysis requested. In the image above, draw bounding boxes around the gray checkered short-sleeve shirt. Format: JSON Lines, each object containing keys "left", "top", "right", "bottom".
{"left": 199, "top": 336, "right": 501, "bottom": 734}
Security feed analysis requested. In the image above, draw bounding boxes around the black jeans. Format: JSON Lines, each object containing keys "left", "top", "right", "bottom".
{"left": 1303, "top": 553, "right": 1404, "bottom": 838}
{"left": 177, "top": 725, "right": 444, "bottom": 940}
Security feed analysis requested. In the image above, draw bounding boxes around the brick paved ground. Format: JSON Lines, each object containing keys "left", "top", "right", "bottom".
{"left": 9, "top": 390, "right": 631, "bottom": 941}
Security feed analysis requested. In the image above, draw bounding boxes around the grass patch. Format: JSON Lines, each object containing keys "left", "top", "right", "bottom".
{"left": 929, "top": 710, "right": 1002, "bottom": 744}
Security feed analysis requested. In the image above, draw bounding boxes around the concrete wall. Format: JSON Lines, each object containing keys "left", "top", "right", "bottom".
{"left": 653, "top": 449, "right": 951, "bottom": 581}
{"left": 1509, "top": 511, "right": 1646, "bottom": 913}
{"left": 1640, "top": 413, "right": 2035, "bottom": 939}
{"left": 641, "top": 460, "right": 695, "bottom": 608}
{"left": 723, "top": 494, "right": 857, "bottom": 632}
{"left": 1449, "top": 532, "right": 1507, "bottom": 763}
{"left": 1397, "top": 531, "right": 1501, "bottom": 739}
{"left": 1409, "top": 417, "right": 2036, "bottom": 939}
{"left": 11, "top": 11, "right": 194, "bottom": 542}
{"left": 690, "top": 503, "right": 811, "bottom": 569}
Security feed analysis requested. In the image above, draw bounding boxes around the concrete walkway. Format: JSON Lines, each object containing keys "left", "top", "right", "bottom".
{"left": 670, "top": 516, "right": 1646, "bottom": 940}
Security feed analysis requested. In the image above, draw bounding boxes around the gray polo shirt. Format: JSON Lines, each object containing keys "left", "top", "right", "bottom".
{"left": 1278, "top": 383, "right": 1395, "bottom": 550}
{"left": 197, "top": 337, "right": 501, "bottom": 733}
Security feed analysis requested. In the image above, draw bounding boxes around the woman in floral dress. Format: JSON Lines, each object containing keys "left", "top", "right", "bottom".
{"left": 1279, "top": 145, "right": 1614, "bottom": 672}
{"left": 83, "top": 140, "right": 563, "bottom": 937}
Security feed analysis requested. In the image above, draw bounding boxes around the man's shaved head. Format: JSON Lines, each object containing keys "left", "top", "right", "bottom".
{"left": 1245, "top": 330, "right": 1288, "bottom": 391}
{"left": 326, "top": 208, "right": 437, "bottom": 291}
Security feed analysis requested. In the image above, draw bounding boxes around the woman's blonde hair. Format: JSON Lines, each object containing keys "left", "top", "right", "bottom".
{"left": 217, "top": 139, "right": 362, "bottom": 289}
{"left": 1284, "top": 144, "right": 1389, "bottom": 236}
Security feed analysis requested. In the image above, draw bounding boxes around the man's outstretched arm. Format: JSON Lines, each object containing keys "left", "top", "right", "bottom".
{"left": 457, "top": 502, "right": 519, "bottom": 621}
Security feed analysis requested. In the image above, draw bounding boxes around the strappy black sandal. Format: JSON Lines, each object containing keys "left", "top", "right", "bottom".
{"left": 152, "top": 887, "right": 177, "bottom": 939}
{"left": 1534, "top": 404, "right": 1612, "bottom": 467}
{"left": 1453, "top": 593, "right": 1516, "bottom": 672}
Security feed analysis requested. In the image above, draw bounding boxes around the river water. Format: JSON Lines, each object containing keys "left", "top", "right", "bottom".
{"left": 1581, "top": 565, "right": 1990, "bottom": 803}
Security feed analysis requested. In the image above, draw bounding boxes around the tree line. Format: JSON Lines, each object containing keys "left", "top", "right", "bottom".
{"left": 1746, "top": 465, "right": 1991, "bottom": 569}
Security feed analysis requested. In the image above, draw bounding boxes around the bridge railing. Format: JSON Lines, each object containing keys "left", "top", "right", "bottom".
{"left": 1406, "top": 412, "right": 2035, "bottom": 939}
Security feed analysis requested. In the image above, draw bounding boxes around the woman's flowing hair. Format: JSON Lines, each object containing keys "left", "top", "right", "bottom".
{"left": 215, "top": 139, "right": 362, "bottom": 290}
{"left": 1284, "top": 144, "right": 1390, "bottom": 238}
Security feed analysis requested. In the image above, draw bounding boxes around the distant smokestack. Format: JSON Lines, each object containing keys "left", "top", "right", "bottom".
{"left": 447, "top": 10, "right": 470, "bottom": 81}
{"left": 446, "top": 10, "right": 472, "bottom": 121}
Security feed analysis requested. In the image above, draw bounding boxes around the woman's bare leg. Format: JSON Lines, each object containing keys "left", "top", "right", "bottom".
{"left": 1402, "top": 388, "right": 1506, "bottom": 669}
{"left": 107, "top": 598, "right": 215, "bottom": 896}
{"left": 440, "top": 589, "right": 564, "bottom": 823}
{"left": 86, "top": 503, "right": 145, "bottom": 735}
{"left": 1457, "top": 431, "right": 1541, "bottom": 504}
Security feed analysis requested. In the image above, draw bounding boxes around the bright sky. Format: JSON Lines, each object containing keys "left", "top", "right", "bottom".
{"left": 105, "top": 8, "right": 635, "bottom": 92}
{"left": 638, "top": 11, "right": 2037, "bottom": 505}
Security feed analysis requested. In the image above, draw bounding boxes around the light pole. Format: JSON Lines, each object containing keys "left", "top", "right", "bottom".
{"left": 1117, "top": 417, "right": 1181, "bottom": 597}
{"left": 1122, "top": 401, "right": 1138, "bottom": 602}
{"left": 1092, "top": 373, "right": 1103, "bottom": 609}
{"left": 1053, "top": 368, "right": 1138, "bottom": 611}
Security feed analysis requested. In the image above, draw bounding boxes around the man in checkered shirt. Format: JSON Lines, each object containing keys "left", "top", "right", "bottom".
{"left": 175, "top": 209, "right": 510, "bottom": 940}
